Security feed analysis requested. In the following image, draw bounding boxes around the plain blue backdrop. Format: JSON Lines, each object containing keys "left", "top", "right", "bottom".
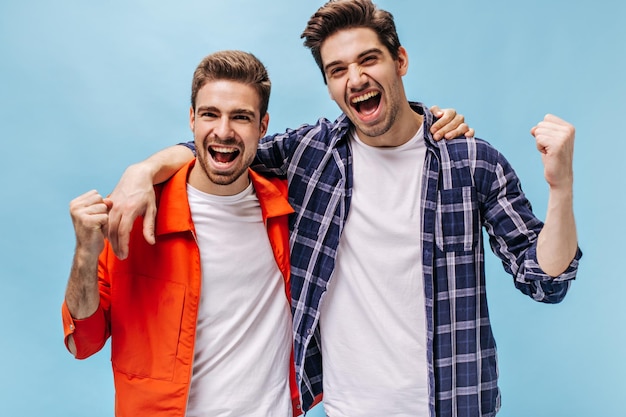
{"left": 1, "top": 1, "right": 624, "bottom": 416}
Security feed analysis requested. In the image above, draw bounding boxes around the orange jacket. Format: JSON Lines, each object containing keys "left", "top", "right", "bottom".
{"left": 62, "top": 160, "right": 300, "bottom": 416}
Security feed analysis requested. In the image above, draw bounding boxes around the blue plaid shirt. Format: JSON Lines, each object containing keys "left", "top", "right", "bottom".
{"left": 183, "top": 103, "right": 582, "bottom": 416}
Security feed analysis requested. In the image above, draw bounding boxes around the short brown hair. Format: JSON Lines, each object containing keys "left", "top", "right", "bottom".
{"left": 301, "top": 0, "right": 401, "bottom": 82}
{"left": 190, "top": 50, "right": 271, "bottom": 117}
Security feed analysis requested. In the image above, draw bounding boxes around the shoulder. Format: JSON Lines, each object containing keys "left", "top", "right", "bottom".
{"left": 268, "top": 116, "right": 348, "bottom": 145}
{"left": 441, "top": 136, "right": 501, "bottom": 162}
{"left": 436, "top": 136, "right": 515, "bottom": 193}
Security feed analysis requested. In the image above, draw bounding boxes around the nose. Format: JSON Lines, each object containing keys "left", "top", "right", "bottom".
{"left": 213, "top": 116, "right": 234, "bottom": 139}
{"left": 347, "top": 63, "right": 366, "bottom": 90}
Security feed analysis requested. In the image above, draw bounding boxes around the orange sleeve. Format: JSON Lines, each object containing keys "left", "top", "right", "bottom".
{"left": 61, "top": 301, "right": 109, "bottom": 359}
{"left": 61, "top": 244, "right": 113, "bottom": 359}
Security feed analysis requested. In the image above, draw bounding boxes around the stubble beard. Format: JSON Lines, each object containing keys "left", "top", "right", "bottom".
{"left": 353, "top": 97, "right": 399, "bottom": 141}
{"left": 350, "top": 79, "right": 402, "bottom": 142}
{"left": 196, "top": 143, "right": 253, "bottom": 187}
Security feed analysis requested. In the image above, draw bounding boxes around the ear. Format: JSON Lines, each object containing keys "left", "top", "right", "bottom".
{"left": 189, "top": 106, "right": 195, "bottom": 131}
{"left": 260, "top": 113, "right": 269, "bottom": 137}
{"left": 396, "top": 46, "right": 409, "bottom": 76}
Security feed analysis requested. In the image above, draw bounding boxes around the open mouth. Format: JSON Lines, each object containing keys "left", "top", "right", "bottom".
{"left": 209, "top": 145, "right": 240, "bottom": 164}
{"left": 351, "top": 91, "right": 381, "bottom": 116}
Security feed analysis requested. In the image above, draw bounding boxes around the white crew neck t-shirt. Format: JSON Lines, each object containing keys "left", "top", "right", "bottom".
{"left": 320, "top": 127, "right": 429, "bottom": 417}
{"left": 185, "top": 182, "right": 292, "bottom": 417}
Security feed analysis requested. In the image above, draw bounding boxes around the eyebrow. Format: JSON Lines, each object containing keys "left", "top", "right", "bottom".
{"left": 196, "top": 106, "right": 257, "bottom": 118}
{"left": 323, "top": 48, "right": 384, "bottom": 73}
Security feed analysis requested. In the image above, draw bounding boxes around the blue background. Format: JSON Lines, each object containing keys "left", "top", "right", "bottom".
{"left": 1, "top": 1, "right": 624, "bottom": 416}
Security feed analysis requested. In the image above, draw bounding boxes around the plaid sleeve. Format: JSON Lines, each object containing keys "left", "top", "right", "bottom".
{"left": 477, "top": 141, "right": 581, "bottom": 303}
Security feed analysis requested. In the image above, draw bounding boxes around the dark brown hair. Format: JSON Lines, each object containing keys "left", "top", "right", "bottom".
{"left": 301, "top": 0, "right": 401, "bottom": 82}
{"left": 190, "top": 50, "right": 271, "bottom": 117}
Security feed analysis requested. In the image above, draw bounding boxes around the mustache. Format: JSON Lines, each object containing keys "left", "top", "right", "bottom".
{"left": 206, "top": 137, "right": 240, "bottom": 146}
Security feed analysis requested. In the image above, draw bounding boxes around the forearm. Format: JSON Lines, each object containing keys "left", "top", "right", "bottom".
{"left": 63, "top": 249, "right": 111, "bottom": 358}
{"left": 537, "top": 187, "right": 578, "bottom": 277}
{"left": 65, "top": 248, "right": 101, "bottom": 320}
{"left": 134, "top": 144, "right": 195, "bottom": 185}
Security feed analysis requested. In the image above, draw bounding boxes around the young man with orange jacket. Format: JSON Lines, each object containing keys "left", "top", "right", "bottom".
{"left": 61, "top": 50, "right": 301, "bottom": 416}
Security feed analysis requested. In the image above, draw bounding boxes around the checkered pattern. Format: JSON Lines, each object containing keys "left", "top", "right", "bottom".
{"left": 184, "top": 102, "right": 582, "bottom": 416}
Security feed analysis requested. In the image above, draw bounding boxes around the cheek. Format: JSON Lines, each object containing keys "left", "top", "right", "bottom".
{"left": 327, "top": 83, "right": 341, "bottom": 102}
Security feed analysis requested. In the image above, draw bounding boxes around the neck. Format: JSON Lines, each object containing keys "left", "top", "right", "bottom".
{"left": 188, "top": 164, "right": 250, "bottom": 196}
{"left": 391, "top": 102, "right": 424, "bottom": 146}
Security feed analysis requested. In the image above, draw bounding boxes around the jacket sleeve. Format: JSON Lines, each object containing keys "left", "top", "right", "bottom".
{"left": 478, "top": 144, "right": 582, "bottom": 304}
{"left": 61, "top": 245, "right": 113, "bottom": 359}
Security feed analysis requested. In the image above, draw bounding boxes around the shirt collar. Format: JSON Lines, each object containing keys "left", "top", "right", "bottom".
{"left": 335, "top": 101, "right": 438, "bottom": 150}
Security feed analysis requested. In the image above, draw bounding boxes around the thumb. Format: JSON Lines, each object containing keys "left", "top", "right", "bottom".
{"left": 429, "top": 104, "right": 443, "bottom": 118}
{"left": 99, "top": 198, "right": 113, "bottom": 238}
{"left": 103, "top": 198, "right": 114, "bottom": 211}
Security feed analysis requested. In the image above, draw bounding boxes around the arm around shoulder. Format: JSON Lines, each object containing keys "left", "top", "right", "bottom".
{"left": 107, "top": 144, "right": 194, "bottom": 259}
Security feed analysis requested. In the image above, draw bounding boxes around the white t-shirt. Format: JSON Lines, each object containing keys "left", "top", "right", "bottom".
{"left": 185, "top": 182, "right": 292, "bottom": 417}
{"left": 320, "top": 127, "right": 429, "bottom": 417}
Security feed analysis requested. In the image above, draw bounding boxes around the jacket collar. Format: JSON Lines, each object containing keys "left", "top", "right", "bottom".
{"left": 247, "top": 169, "right": 294, "bottom": 221}
{"left": 155, "top": 160, "right": 293, "bottom": 236}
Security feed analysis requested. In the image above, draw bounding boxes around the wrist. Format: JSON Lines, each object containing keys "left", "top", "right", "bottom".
{"left": 73, "top": 244, "right": 102, "bottom": 265}
{"left": 548, "top": 182, "right": 574, "bottom": 200}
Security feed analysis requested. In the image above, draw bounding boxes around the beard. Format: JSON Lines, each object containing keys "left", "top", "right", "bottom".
{"left": 195, "top": 140, "right": 254, "bottom": 187}
{"left": 343, "top": 78, "right": 403, "bottom": 141}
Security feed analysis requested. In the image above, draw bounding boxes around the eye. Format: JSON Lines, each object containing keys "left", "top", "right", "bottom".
{"left": 233, "top": 114, "right": 252, "bottom": 121}
{"left": 328, "top": 67, "right": 347, "bottom": 78}
{"left": 361, "top": 55, "right": 377, "bottom": 65}
{"left": 200, "top": 111, "right": 217, "bottom": 118}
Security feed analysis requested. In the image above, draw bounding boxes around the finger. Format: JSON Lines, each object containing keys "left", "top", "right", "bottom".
{"left": 443, "top": 122, "right": 471, "bottom": 139}
{"left": 69, "top": 190, "right": 102, "bottom": 210}
{"left": 100, "top": 199, "right": 113, "bottom": 237}
{"left": 531, "top": 123, "right": 574, "bottom": 148}
{"left": 71, "top": 208, "right": 109, "bottom": 254}
{"left": 431, "top": 108, "right": 455, "bottom": 128}
{"left": 431, "top": 111, "right": 459, "bottom": 140}
{"left": 535, "top": 114, "right": 574, "bottom": 134}
{"left": 542, "top": 113, "right": 567, "bottom": 125}
{"left": 89, "top": 213, "right": 110, "bottom": 231}
{"left": 103, "top": 198, "right": 114, "bottom": 211}
{"left": 535, "top": 137, "right": 547, "bottom": 154}
{"left": 113, "top": 215, "right": 133, "bottom": 260}
{"left": 108, "top": 206, "right": 122, "bottom": 258}
{"left": 143, "top": 204, "right": 157, "bottom": 246}
{"left": 429, "top": 105, "right": 443, "bottom": 118}
{"left": 102, "top": 221, "right": 109, "bottom": 239}
{"left": 437, "top": 114, "right": 464, "bottom": 139}
{"left": 69, "top": 192, "right": 111, "bottom": 228}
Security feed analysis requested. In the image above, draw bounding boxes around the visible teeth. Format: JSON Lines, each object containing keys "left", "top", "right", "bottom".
{"left": 211, "top": 146, "right": 236, "bottom": 153}
{"left": 351, "top": 91, "right": 379, "bottom": 104}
